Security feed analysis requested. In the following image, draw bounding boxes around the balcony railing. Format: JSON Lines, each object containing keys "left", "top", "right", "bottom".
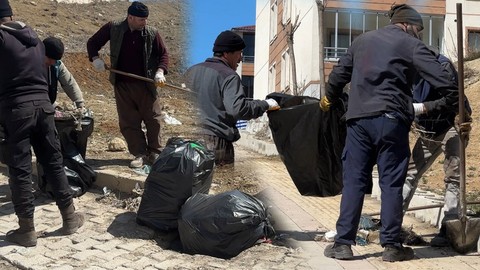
{"left": 324, "top": 47, "right": 348, "bottom": 60}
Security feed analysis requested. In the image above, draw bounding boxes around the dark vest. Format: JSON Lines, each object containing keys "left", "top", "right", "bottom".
{"left": 109, "top": 20, "right": 158, "bottom": 86}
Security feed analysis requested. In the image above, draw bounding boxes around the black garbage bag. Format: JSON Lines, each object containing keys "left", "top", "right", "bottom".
{"left": 37, "top": 154, "right": 96, "bottom": 198}
{"left": 266, "top": 93, "right": 347, "bottom": 197}
{"left": 136, "top": 137, "right": 215, "bottom": 231}
{"left": 55, "top": 109, "right": 94, "bottom": 159}
{"left": 178, "top": 190, "right": 275, "bottom": 259}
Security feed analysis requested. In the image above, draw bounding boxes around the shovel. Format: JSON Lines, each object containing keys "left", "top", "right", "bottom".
{"left": 105, "top": 66, "right": 196, "bottom": 95}
{"left": 445, "top": 3, "right": 480, "bottom": 254}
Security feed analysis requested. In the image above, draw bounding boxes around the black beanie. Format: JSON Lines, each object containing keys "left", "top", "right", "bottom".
{"left": 0, "top": 0, "right": 13, "bottom": 18}
{"left": 388, "top": 4, "right": 424, "bottom": 31}
{"left": 213, "top": 30, "right": 246, "bottom": 53}
{"left": 43, "top": 37, "right": 64, "bottom": 60}
{"left": 128, "top": 1, "right": 149, "bottom": 18}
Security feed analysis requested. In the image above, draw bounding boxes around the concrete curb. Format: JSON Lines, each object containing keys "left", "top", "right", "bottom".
{"left": 0, "top": 161, "right": 147, "bottom": 195}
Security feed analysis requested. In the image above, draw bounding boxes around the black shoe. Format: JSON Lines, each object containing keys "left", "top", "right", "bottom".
{"left": 382, "top": 244, "right": 414, "bottom": 262}
{"left": 430, "top": 229, "right": 450, "bottom": 247}
{"left": 324, "top": 243, "right": 354, "bottom": 260}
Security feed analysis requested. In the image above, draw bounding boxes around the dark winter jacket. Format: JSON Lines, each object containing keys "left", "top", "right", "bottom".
{"left": 414, "top": 54, "right": 471, "bottom": 135}
{"left": 186, "top": 57, "right": 269, "bottom": 142}
{"left": 326, "top": 24, "right": 458, "bottom": 126}
{"left": 0, "top": 21, "right": 49, "bottom": 105}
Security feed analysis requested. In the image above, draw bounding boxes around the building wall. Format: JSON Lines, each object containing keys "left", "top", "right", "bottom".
{"left": 444, "top": 0, "right": 480, "bottom": 61}
{"left": 256, "top": 0, "right": 479, "bottom": 100}
{"left": 326, "top": 0, "right": 445, "bottom": 14}
{"left": 254, "top": 0, "right": 272, "bottom": 100}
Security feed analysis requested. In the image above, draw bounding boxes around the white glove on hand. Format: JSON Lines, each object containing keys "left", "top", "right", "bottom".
{"left": 154, "top": 70, "right": 166, "bottom": 87}
{"left": 265, "top": 98, "right": 280, "bottom": 111}
{"left": 92, "top": 58, "right": 105, "bottom": 72}
{"left": 413, "top": 103, "right": 426, "bottom": 116}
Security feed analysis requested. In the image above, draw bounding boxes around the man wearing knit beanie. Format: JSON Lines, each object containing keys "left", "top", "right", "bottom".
{"left": 0, "top": 0, "right": 84, "bottom": 248}
{"left": 321, "top": 3, "right": 458, "bottom": 263}
{"left": 87, "top": 1, "right": 169, "bottom": 168}
{"left": 43, "top": 37, "right": 85, "bottom": 109}
{"left": 185, "top": 30, "right": 279, "bottom": 165}
{"left": 388, "top": 3, "right": 424, "bottom": 38}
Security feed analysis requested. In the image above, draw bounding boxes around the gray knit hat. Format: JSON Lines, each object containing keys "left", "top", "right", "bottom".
{"left": 388, "top": 4, "right": 424, "bottom": 31}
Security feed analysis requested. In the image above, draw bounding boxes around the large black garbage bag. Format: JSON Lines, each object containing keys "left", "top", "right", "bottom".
{"left": 136, "top": 137, "right": 215, "bottom": 231}
{"left": 178, "top": 190, "right": 275, "bottom": 259}
{"left": 266, "top": 93, "right": 347, "bottom": 197}
{"left": 37, "top": 154, "right": 96, "bottom": 198}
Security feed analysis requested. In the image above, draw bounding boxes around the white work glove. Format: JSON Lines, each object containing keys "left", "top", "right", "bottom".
{"left": 265, "top": 98, "right": 280, "bottom": 111}
{"left": 413, "top": 103, "right": 426, "bottom": 116}
{"left": 154, "top": 69, "right": 166, "bottom": 87}
{"left": 92, "top": 58, "right": 106, "bottom": 72}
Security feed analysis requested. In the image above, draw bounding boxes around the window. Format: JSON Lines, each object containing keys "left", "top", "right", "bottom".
{"left": 323, "top": 9, "right": 444, "bottom": 60}
{"left": 281, "top": 50, "right": 291, "bottom": 91}
{"left": 270, "top": 1, "right": 278, "bottom": 42}
{"left": 242, "top": 33, "right": 255, "bottom": 63}
{"left": 269, "top": 63, "right": 276, "bottom": 93}
{"left": 282, "top": 0, "right": 291, "bottom": 24}
{"left": 242, "top": 76, "right": 254, "bottom": 98}
{"left": 468, "top": 29, "right": 480, "bottom": 55}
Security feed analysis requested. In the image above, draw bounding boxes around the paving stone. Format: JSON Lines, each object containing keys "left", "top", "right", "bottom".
{"left": 100, "top": 257, "right": 132, "bottom": 270}
{"left": 71, "top": 238, "right": 103, "bottom": 251}
{"left": 122, "top": 257, "right": 159, "bottom": 270}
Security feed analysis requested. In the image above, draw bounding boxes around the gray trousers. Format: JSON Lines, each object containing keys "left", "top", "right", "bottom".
{"left": 402, "top": 127, "right": 461, "bottom": 223}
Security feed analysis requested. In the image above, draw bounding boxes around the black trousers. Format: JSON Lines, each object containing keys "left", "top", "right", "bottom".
{"left": 0, "top": 100, "right": 73, "bottom": 218}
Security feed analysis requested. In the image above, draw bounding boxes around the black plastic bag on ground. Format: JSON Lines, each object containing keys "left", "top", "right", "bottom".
{"left": 178, "top": 190, "right": 275, "bottom": 259}
{"left": 266, "top": 93, "right": 347, "bottom": 197}
{"left": 136, "top": 137, "right": 215, "bottom": 231}
{"left": 37, "top": 154, "right": 96, "bottom": 198}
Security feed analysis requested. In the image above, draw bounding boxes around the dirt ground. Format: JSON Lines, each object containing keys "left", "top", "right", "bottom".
{"left": 8, "top": 0, "right": 480, "bottom": 201}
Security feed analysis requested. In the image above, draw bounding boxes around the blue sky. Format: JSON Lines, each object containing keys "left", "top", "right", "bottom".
{"left": 187, "top": 0, "right": 256, "bottom": 67}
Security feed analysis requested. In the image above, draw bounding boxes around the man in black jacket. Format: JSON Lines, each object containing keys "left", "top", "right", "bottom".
{"left": 0, "top": 0, "right": 84, "bottom": 247}
{"left": 320, "top": 4, "right": 458, "bottom": 261}
{"left": 186, "top": 30, "right": 278, "bottom": 165}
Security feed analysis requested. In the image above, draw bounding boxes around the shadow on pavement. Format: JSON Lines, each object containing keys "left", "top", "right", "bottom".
{"left": 107, "top": 211, "right": 183, "bottom": 252}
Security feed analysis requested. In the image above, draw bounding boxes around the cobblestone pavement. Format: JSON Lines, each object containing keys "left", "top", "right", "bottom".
{"left": 0, "top": 166, "right": 311, "bottom": 270}
{"left": 2, "top": 145, "right": 480, "bottom": 270}
{"left": 233, "top": 147, "right": 480, "bottom": 270}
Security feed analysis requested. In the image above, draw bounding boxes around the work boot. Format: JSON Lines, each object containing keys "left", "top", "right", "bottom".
{"left": 60, "top": 204, "right": 85, "bottom": 235}
{"left": 129, "top": 155, "right": 145, "bottom": 168}
{"left": 5, "top": 217, "right": 37, "bottom": 247}
{"left": 324, "top": 243, "right": 354, "bottom": 260}
{"left": 430, "top": 226, "right": 449, "bottom": 247}
{"left": 382, "top": 244, "right": 414, "bottom": 262}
